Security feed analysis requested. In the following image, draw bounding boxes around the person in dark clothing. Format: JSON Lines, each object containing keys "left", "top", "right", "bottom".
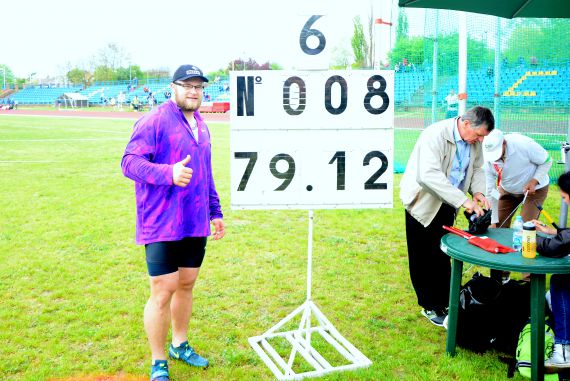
{"left": 531, "top": 171, "right": 570, "bottom": 372}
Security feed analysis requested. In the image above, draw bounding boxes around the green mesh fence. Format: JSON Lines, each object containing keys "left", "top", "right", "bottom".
{"left": 393, "top": 10, "right": 570, "bottom": 183}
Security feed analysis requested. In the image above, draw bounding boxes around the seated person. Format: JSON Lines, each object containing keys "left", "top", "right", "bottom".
{"left": 131, "top": 96, "right": 141, "bottom": 111}
{"left": 531, "top": 171, "right": 570, "bottom": 372}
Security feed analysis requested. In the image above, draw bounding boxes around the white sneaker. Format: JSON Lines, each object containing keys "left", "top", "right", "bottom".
{"left": 421, "top": 308, "right": 447, "bottom": 328}
{"left": 545, "top": 343, "right": 570, "bottom": 372}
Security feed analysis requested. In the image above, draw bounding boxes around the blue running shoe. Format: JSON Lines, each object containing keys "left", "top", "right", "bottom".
{"left": 150, "top": 360, "right": 169, "bottom": 381}
{"left": 169, "top": 341, "right": 209, "bottom": 368}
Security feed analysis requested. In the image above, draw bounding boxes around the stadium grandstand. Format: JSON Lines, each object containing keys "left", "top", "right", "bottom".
{"left": 10, "top": 84, "right": 83, "bottom": 105}
{"left": 390, "top": 66, "right": 570, "bottom": 108}
{"left": 2, "top": 67, "right": 567, "bottom": 109}
{"left": 1, "top": 77, "right": 231, "bottom": 108}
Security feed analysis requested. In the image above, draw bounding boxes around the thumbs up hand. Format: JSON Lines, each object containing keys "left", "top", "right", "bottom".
{"left": 172, "top": 155, "right": 193, "bottom": 187}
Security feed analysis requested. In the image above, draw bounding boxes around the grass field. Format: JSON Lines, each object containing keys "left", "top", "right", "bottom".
{"left": 0, "top": 114, "right": 565, "bottom": 381}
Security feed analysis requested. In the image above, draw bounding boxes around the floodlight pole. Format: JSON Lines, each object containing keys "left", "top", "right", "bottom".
{"left": 493, "top": 17, "right": 501, "bottom": 130}
{"left": 431, "top": 10, "right": 439, "bottom": 124}
{"left": 560, "top": 121, "right": 570, "bottom": 228}
{"left": 374, "top": 18, "right": 394, "bottom": 70}
{"left": 458, "top": 12, "right": 467, "bottom": 116}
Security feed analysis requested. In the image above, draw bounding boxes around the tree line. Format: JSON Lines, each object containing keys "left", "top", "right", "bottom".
{"left": 351, "top": 11, "right": 569, "bottom": 72}
{"left": 1, "top": 16, "right": 567, "bottom": 92}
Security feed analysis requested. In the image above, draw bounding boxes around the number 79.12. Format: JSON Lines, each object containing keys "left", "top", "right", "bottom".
{"left": 234, "top": 151, "right": 388, "bottom": 191}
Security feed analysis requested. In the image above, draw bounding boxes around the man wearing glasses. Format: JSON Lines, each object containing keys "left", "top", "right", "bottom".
{"left": 400, "top": 106, "right": 493, "bottom": 329}
{"left": 122, "top": 64, "right": 225, "bottom": 381}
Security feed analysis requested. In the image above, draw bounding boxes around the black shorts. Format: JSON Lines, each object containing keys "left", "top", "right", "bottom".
{"left": 145, "top": 237, "right": 207, "bottom": 277}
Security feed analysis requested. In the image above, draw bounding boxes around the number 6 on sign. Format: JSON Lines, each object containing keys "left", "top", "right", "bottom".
{"left": 299, "top": 15, "right": 326, "bottom": 55}
{"left": 294, "top": 14, "right": 330, "bottom": 69}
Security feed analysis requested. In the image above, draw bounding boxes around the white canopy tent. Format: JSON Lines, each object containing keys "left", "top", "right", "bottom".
{"left": 57, "top": 92, "right": 88, "bottom": 108}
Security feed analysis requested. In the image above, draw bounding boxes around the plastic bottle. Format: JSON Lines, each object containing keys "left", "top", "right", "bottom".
{"left": 512, "top": 216, "right": 523, "bottom": 251}
{"left": 522, "top": 221, "right": 537, "bottom": 258}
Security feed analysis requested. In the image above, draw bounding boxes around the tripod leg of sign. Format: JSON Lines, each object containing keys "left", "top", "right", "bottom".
{"left": 249, "top": 211, "right": 372, "bottom": 380}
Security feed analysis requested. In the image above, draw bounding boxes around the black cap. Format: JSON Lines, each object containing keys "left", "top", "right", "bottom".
{"left": 172, "top": 64, "right": 209, "bottom": 83}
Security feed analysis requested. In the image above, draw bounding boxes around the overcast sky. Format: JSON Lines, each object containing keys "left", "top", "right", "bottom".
{"left": 3, "top": 0, "right": 424, "bottom": 79}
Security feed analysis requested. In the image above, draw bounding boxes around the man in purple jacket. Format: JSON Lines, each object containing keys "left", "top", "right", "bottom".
{"left": 122, "top": 64, "right": 225, "bottom": 381}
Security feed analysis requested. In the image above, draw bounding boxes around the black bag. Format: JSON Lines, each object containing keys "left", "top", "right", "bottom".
{"left": 456, "top": 272, "right": 531, "bottom": 354}
{"left": 464, "top": 209, "right": 493, "bottom": 234}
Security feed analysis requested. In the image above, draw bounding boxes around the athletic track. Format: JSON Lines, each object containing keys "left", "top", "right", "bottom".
{"left": 0, "top": 108, "right": 231, "bottom": 123}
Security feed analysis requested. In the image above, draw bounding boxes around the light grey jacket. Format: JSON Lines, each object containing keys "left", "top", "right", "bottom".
{"left": 399, "top": 118, "right": 487, "bottom": 227}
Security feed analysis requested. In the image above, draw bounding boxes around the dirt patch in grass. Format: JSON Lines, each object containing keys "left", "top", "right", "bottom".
{"left": 48, "top": 375, "right": 147, "bottom": 381}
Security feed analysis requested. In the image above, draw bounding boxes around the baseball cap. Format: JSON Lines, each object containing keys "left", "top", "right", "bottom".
{"left": 482, "top": 129, "right": 504, "bottom": 163}
{"left": 172, "top": 64, "right": 209, "bottom": 83}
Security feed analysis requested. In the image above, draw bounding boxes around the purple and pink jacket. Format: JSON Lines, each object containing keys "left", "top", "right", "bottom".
{"left": 121, "top": 100, "right": 223, "bottom": 244}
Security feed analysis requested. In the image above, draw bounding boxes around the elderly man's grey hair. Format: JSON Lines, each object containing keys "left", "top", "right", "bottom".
{"left": 460, "top": 106, "right": 495, "bottom": 131}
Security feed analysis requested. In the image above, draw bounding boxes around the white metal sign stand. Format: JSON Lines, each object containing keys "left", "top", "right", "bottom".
{"left": 248, "top": 211, "right": 372, "bottom": 380}
{"left": 235, "top": 10, "right": 392, "bottom": 379}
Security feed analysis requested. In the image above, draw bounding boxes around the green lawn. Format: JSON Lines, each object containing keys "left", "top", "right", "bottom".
{"left": 0, "top": 115, "right": 563, "bottom": 380}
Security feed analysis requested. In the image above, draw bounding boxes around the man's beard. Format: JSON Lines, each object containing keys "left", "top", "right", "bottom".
{"left": 175, "top": 95, "right": 200, "bottom": 112}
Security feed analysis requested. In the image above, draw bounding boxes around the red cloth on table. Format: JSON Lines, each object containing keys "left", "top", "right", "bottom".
{"left": 443, "top": 225, "right": 516, "bottom": 254}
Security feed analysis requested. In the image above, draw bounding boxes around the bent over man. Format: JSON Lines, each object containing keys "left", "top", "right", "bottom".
{"left": 400, "top": 106, "right": 493, "bottom": 327}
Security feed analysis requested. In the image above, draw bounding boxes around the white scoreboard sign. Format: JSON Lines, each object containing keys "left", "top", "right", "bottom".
{"left": 230, "top": 70, "right": 394, "bottom": 210}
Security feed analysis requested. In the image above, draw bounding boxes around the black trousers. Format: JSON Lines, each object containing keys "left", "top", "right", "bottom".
{"left": 405, "top": 203, "right": 456, "bottom": 312}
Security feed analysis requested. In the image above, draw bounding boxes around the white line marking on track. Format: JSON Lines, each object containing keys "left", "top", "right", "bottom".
{"left": 0, "top": 138, "right": 127, "bottom": 142}
{"left": 0, "top": 161, "right": 60, "bottom": 163}
{"left": 0, "top": 113, "right": 140, "bottom": 121}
